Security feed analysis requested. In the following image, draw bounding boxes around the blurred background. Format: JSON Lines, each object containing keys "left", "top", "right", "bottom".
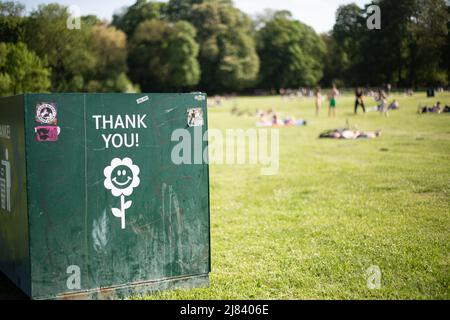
{"left": 0, "top": 0, "right": 449, "bottom": 96}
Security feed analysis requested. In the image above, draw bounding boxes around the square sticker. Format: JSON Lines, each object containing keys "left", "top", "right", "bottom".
{"left": 36, "top": 102, "right": 58, "bottom": 125}
{"left": 187, "top": 108, "right": 204, "bottom": 127}
{"left": 35, "top": 126, "right": 60, "bottom": 142}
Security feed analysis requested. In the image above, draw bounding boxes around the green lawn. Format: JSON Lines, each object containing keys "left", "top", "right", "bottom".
{"left": 143, "top": 92, "right": 450, "bottom": 300}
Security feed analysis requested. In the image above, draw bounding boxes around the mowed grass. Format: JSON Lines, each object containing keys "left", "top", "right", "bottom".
{"left": 142, "top": 92, "right": 450, "bottom": 300}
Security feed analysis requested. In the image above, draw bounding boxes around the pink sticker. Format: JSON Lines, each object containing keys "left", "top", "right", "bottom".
{"left": 35, "top": 126, "right": 60, "bottom": 142}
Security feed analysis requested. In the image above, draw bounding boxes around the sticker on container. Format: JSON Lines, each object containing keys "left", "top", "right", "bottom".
{"left": 36, "top": 102, "right": 58, "bottom": 124}
{"left": 187, "top": 108, "right": 204, "bottom": 127}
{"left": 136, "top": 96, "right": 149, "bottom": 104}
{"left": 194, "top": 95, "right": 205, "bottom": 101}
{"left": 35, "top": 126, "right": 60, "bottom": 142}
{"left": 0, "top": 148, "right": 11, "bottom": 212}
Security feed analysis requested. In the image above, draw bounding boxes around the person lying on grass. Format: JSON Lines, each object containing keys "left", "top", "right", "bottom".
{"left": 256, "top": 109, "right": 307, "bottom": 127}
{"left": 418, "top": 102, "right": 449, "bottom": 114}
{"left": 319, "top": 128, "right": 381, "bottom": 139}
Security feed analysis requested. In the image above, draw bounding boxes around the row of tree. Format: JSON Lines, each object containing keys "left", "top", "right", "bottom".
{"left": 0, "top": 0, "right": 449, "bottom": 96}
{"left": 323, "top": 0, "right": 450, "bottom": 88}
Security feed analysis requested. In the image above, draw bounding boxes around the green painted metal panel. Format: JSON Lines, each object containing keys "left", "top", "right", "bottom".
{"left": 0, "top": 93, "right": 210, "bottom": 299}
{"left": 0, "top": 95, "right": 31, "bottom": 296}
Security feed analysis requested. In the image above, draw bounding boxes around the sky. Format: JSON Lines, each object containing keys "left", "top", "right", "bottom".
{"left": 23, "top": 0, "right": 371, "bottom": 33}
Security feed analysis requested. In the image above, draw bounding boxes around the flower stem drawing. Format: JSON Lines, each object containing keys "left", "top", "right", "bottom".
{"left": 111, "top": 195, "right": 132, "bottom": 229}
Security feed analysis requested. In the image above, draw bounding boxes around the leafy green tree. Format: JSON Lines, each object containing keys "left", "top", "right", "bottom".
{"left": 86, "top": 24, "right": 137, "bottom": 92}
{"left": 24, "top": 4, "right": 96, "bottom": 91}
{"left": 128, "top": 19, "right": 200, "bottom": 91}
{"left": 330, "top": 4, "right": 366, "bottom": 86}
{"left": 0, "top": 1, "right": 26, "bottom": 43}
{"left": 321, "top": 33, "right": 346, "bottom": 87}
{"left": 165, "top": 0, "right": 203, "bottom": 22}
{"left": 446, "top": 2, "right": 450, "bottom": 84}
{"left": 404, "top": 0, "right": 449, "bottom": 86}
{"left": 361, "top": 0, "right": 415, "bottom": 86}
{"left": 112, "top": 0, "right": 165, "bottom": 38}
{"left": 257, "top": 11, "right": 325, "bottom": 89}
{"left": 187, "top": 0, "right": 259, "bottom": 91}
{"left": 324, "top": 0, "right": 450, "bottom": 87}
{"left": 0, "top": 42, "right": 51, "bottom": 95}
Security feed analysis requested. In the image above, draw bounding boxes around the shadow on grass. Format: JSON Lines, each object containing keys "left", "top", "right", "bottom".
{"left": 0, "top": 272, "right": 29, "bottom": 300}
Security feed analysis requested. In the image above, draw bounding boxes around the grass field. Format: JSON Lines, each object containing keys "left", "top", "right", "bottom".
{"left": 0, "top": 92, "right": 447, "bottom": 300}
{"left": 142, "top": 92, "right": 450, "bottom": 300}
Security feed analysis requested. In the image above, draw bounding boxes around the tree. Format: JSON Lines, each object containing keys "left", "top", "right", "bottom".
{"left": 0, "top": 1, "right": 26, "bottom": 43}
{"left": 86, "top": 24, "right": 137, "bottom": 92}
{"left": 165, "top": 0, "right": 203, "bottom": 22}
{"left": 186, "top": 0, "right": 259, "bottom": 92}
{"left": 446, "top": 2, "right": 450, "bottom": 84}
{"left": 0, "top": 42, "right": 51, "bottom": 96}
{"left": 128, "top": 20, "right": 200, "bottom": 91}
{"left": 257, "top": 11, "right": 325, "bottom": 89}
{"left": 330, "top": 4, "right": 366, "bottom": 86}
{"left": 321, "top": 33, "right": 345, "bottom": 87}
{"left": 24, "top": 4, "right": 96, "bottom": 91}
{"left": 324, "top": 0, "right": 450, "bottom": 87}
{"left": 405, "top": 0, "right": 449, "bottom": 86}
{"left": 112, "top": 0, "right": 165, "bottom": 38}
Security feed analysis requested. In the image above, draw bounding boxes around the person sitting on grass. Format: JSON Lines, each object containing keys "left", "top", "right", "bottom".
{"left": 430, "top": 102, "right": 442, "bottom": 113}
{"left": 419, "top": 102, "right": 443, "bottom": 114}
{"left": 388, "top": 100, "right": 399, "bottom": 110}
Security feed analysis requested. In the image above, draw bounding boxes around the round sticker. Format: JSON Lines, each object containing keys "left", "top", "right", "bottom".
{"left": 36, "top": 103, "right": 57, "bottom": 124}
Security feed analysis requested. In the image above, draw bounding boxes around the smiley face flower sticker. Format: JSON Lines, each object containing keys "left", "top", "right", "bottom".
{"left": 104, "top": 158, "right": 140, "bottom": 229}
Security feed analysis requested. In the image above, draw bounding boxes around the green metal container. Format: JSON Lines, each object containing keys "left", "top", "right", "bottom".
{"left": 0, "top": 93, "right": 210, "bottom": 299}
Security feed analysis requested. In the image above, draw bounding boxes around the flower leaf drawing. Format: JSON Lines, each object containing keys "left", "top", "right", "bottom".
{"left": 111, "top": 208, "right": 122, "bottom": 218}
{"left": 124, "top": 200, "right": 132, "bottom": 210}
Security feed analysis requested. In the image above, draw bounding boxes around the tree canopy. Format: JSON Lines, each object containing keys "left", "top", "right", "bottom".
{"left": 257, "top": 11, "right": 326, "bottom": 89}
{"left": 0, "top": 42, "right": 50, "bottom": 95}
{"left": 128, "top": 19, "right": 200, "bottom": 91}
{"left": 0, "top": 0, "right": 449, "bottom": 96}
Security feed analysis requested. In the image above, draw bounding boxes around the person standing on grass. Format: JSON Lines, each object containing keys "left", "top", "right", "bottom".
{"left": 314, "top": 86, "right": 322, "bottom": 116}
{"left": 354, "top": 87, "right": 366, "bottom": 114}
{"left": 377, "top": 88, "right": 388, "bottom": 117}
{"left": 328, "top": 84, "right": 340, "bottom": 117}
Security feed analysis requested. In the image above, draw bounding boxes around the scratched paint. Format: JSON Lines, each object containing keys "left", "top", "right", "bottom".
{"left": 92, "top": 209, "right": 108, "bottom": 252}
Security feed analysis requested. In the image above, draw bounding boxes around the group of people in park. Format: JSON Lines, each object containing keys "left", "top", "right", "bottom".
{"left": 418, "top": 101, "right": 450, "bottom": 114}
{"left": 314, "top": 84, "right": 340, "bottom": 117}
{"left": 313, "top": 85, "right": 399, "bottom": 117}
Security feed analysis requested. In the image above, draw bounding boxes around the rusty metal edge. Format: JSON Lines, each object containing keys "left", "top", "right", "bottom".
{"left": 34, "top": 273, "right": 210, "bottom": 300}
